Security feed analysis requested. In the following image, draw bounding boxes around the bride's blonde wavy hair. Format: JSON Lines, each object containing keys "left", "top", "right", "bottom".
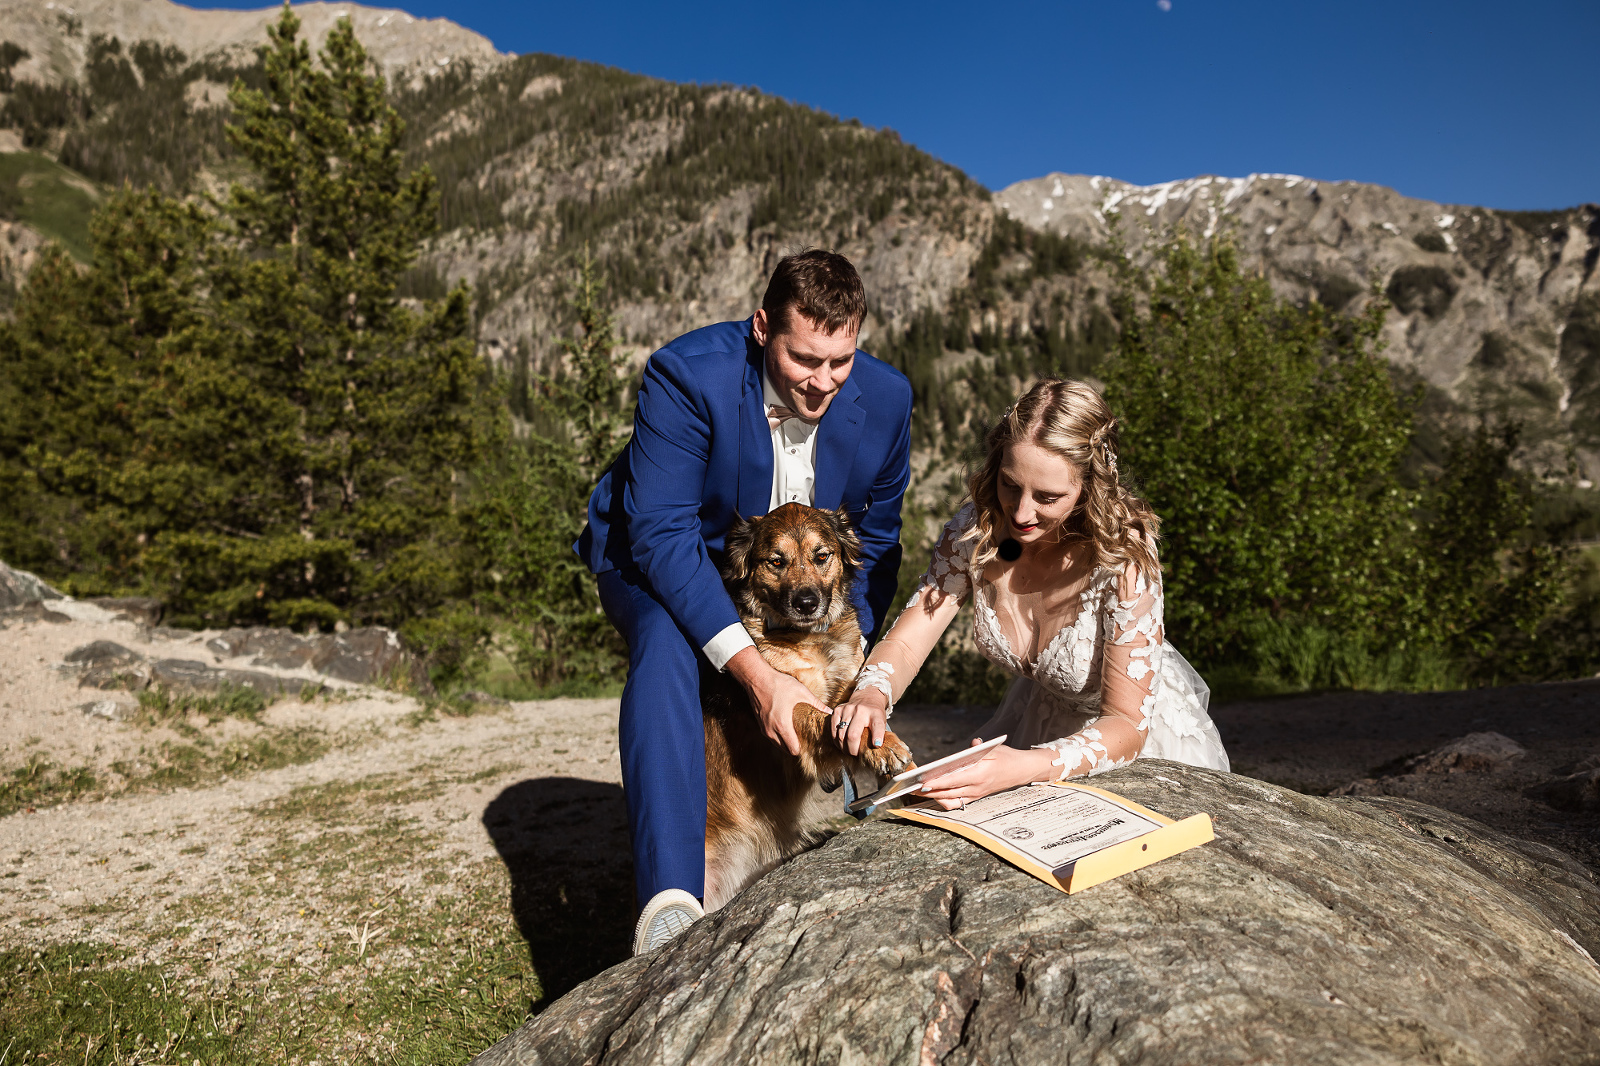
{"left": 963, "top": 379, "right": 1161, "bottom": 578}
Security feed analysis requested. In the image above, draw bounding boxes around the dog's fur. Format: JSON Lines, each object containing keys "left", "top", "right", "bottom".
{"left": 701, "top": 503, "right": 912, "bottom": 909}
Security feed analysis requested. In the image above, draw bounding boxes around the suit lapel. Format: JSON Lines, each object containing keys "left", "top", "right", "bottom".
{"left": 737, "top": 334, "right": 772, "bottom": 518}
{"left": 812, "top": 373, "right": 865, "bottom": 511}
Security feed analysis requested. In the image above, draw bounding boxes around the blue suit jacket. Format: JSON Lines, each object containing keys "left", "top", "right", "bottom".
{"left": 576, "top": 318, "right": 913, "bottom": 650}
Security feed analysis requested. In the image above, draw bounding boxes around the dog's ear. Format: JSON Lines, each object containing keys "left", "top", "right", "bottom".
{"left": 825, "top": 508, "right": 863, "bottom": 571}
{"left": 722, "top": 514, "right": 757, "bottom": 583}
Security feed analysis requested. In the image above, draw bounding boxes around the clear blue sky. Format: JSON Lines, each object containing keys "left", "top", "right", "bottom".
{"left": 196, "top": 0, "right": 1597, "bottom": 210}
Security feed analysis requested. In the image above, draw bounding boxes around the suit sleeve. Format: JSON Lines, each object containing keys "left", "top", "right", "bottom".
{"left": 620, "top": 349, "right": 744, "bottom": 652}
{"left": 851, "top": 382, "right": 912, "bottom": 642}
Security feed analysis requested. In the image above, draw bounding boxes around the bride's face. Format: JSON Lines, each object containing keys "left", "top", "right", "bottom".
{"left": 996, "top": 442, "right": 1083, "bottom": 545}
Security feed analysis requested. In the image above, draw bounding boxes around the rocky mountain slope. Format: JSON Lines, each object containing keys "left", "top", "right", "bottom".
{"left": 0, "top": 0, "right": 506, "bottom": 88}
{"left": 0, "top": 0, "right": 1594, "bottom": 485}
{"left": 998, "top": 173, "right": 1600, "bottom": 480}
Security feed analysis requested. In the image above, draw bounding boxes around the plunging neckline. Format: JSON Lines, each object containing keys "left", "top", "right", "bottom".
{"left": 971, "top": 556, "right": 1109, "bottom": 682}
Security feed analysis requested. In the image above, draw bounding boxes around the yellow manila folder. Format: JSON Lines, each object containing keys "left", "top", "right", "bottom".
{"left": 893, "top": 780, "right": 1214, "bottom": 894}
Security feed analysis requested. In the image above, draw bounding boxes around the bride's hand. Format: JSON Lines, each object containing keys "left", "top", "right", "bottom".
{"left": 828, "top": 689, "right": 890, "bottom": 757}
{"left": 916, "top": 740, "right": 1058, "bottom": 809}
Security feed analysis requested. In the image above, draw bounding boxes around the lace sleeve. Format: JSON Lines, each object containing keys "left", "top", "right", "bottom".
{"left": 907, "top": 504, "right": 977, "bottom": 612}
{"left": 849, "top": 506, "right": 976, "bottom": 712}
{"left": 1032, "top": 556, "right": 1160, "bottom": 780}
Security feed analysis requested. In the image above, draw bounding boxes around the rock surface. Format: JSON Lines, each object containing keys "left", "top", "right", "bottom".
{"left": 0, "top": 0, "right": 508, "bottom": 90}
{"left": 1400, "top": 730, "right": 1528, "bottom": 773}
{"left": 473, "top": 762, "right": 1600, "bottom": 1066}
{"left": 1332, "top": 730, "right": 1531, "bottom": 796}
{"left": 83, "top": 596, "right": 164, "bottom": 626}
{"left": 0, "top": 559, "right": 64, "bottom": 609}
{"left": 206, "top": 626, "right": 407, "bottom": 685}
{"left": 60, "top": 638, "right": 356, "bottom": 698}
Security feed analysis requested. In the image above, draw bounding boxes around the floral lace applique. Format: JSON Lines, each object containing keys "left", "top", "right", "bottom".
{"left": 855, "top": 661, "right": 896, "bottom": 715}
{"left": 904, "top": 503, "right": 979, "bottom": 610}
{"left": 1006, "top": 557, "right": 1166, "bottom": 780}
{"left": 1032, "top": 727, "right": 1136, "bottom": 781}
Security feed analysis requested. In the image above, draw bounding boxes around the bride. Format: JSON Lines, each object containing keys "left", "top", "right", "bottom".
{"left": 830, "top": 378, "right": 1228, "bottom": 808}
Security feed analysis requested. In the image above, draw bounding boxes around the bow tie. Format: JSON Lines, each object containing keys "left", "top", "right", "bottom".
{"left": 767, "top": 405, "right": 818, "bottom": 432}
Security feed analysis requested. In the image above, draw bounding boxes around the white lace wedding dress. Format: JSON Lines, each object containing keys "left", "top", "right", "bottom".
{"left": 865, "top": 504, "right": 1229, "bottom": 779}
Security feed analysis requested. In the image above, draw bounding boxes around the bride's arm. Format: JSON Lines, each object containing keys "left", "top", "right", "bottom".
{"left": 830, "top": 518, "right": 972, "bottom": 756}
{"left": 1034, "top": 557, "right": 1162, "bottom": 779}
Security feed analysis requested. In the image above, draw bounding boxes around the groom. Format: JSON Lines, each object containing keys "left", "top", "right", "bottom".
{"left": 576, "top": 249, "right": 912, "bottom": 952}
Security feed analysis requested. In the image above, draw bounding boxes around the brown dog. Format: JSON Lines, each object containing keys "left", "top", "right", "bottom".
{"left": 701, "top": 503, "right": 913, "bottom": 909}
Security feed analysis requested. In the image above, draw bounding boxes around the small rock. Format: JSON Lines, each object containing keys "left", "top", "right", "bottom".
{"left": 206, "top": 627, "right": 318, "bottom": 669}
{"left": 84, "top": 596, "right": 164, "bottom": 626}
{"left": 79, "top": 699, "right": 134, "bottom": 722}
{"left": 1529, "top": 769, "right": 1600, "bottom": 814}
{"left": 0, "top": 600, "right": 73, "bottom": 624}
{"left": 310, "top": 627, "right": 405, "bottom": 684}
{"left": 148, "top": 659, "right": 298, "bottom": 698}
{"left": 1402, "top": 731, "right": 1527, "bottom": 774}
{"left": 64, "top": 641, "right": 152, "bottom": 690}
{"left": 204, "top": 624, "right": 408, "bottom": 685}
{"left": 64, "top": 641, "right": 143, "bottom": 666}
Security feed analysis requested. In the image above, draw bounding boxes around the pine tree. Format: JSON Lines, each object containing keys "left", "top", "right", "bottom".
{"left": 141, "top": 6, "right": 483, "bottom": 628}
{"left": 0, "top": 190, "right": 215, "bottom": 586}
{"left": 552, "top": 245, "right": 632, "bottom": 481}
{"left": 0, "top": 7, "right": 486, "bottom": 632}
{"left": 464, "top": 251, "right": 628, "bottom": 688}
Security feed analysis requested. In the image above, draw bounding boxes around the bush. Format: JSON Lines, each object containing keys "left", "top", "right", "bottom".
{"left": 464, "top": 249, "right": 627, "bottom": 689}
{"left": 1102, "top": 235, "right": 1567, "bottom": 689}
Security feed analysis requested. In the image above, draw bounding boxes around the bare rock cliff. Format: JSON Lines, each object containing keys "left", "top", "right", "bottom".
{"left": 999, "top": 173, "right": 1600, "bottom": 477}
{"left": 0, "top": 0, "right": 507, "bottom": 87}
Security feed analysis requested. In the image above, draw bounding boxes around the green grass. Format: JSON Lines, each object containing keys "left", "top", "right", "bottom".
{"left": 135, "top": 682, "right": 271, "bottom": 725}
{"left": 3, "top": 766, "right": 594, "bottom": 1062}
{"left": 0, "top": 685, "right": 334, "bottom": 817}
{"left": 0, "top": 755, "right": 97, "bottom": 818}
{"left": 1206, "top": 620, "right": 1463, "bottom": 703}
{"left": 0, "top": 942, "right": 240, "bottom": 1064}
{"left": 0, "top": 894, "right": 538, "bottom": 1064}
{"left": 0, "top": 151, "right": 99, "bottom": 260}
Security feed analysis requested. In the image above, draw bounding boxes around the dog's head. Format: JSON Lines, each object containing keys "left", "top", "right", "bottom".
{"left": 722, "top": 503, "right": 862, "bottom": 632}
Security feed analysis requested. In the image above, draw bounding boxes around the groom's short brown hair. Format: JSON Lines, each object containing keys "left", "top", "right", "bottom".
{"left": 762, "top": 249, "right": 866, "bottom": 338}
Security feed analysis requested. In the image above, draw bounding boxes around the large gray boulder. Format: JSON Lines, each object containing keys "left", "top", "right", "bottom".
{"left": 206, "top": 625, "right": 407, "bottom": 685}
{"left": 473, "top": 762, "right": 1600, "bottom": 1066}
{"left": 0, "top": 559, "right": 64, "bottom": 609}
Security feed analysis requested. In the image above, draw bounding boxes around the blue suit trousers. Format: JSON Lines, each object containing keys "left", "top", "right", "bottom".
{"left": 597, "top": 567, "right": 708, "bottom": 907}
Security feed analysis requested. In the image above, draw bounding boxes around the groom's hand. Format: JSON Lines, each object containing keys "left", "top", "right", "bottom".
{"left": 727, "top": 647, "right": 820, "bottom": 756}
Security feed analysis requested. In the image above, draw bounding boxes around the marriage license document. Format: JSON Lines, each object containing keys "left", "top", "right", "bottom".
{"left": 894, "top": 781, "right": 1213, "bottom": 894}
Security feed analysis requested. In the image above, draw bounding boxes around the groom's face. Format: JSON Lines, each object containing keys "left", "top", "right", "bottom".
{"left": 754, "top": 307, "right": 857, "bottom": 421}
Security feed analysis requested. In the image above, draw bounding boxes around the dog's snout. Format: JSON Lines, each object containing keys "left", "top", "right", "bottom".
{"left": 791, "top": 588, "right": 821, "bottom": 615}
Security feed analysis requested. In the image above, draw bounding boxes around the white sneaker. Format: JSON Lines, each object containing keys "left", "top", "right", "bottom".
{"left": 633, "top": 889, "right": 703, "bottom": 955}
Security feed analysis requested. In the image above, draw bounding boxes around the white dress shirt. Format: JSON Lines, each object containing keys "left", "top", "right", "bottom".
{"left": 700, "top": 370, "right": 821, "bottom": 671}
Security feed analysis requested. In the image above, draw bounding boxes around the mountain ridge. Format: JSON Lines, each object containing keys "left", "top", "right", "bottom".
{"left": 0, "top": 0, "right": 507, "bottom": 86}
{"left": 0, "top": 1, "right": 1595, "bottom": 487}
{"left": 992, "top": 171, "right": 1600, "bottom": 481}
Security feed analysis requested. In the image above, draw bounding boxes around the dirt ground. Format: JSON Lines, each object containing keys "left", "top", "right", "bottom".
{"left": 3, "top": 604, "right": 1599, "bottom": 1061}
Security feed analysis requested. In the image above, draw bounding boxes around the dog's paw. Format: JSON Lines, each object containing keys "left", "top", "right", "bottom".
{"left": 817, "top": 762, "right": 845, "bottom": 792}
{"left": 857, "top": 730, "right": 912, "bottom": 777}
